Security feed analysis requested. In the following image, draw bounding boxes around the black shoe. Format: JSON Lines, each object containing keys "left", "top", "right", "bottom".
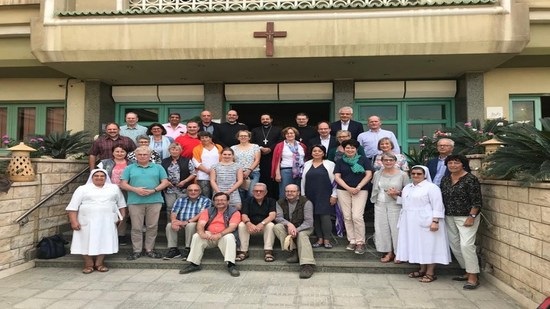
{"left": 127, "top": 252, "right": 141, "bottom": 260}
{"left": 286, "top": 250, "right": 299, "bottom": 264}
{"left": 118, "top": 236, "right": 127, "bottom": 246}
{"left": 145, "top": 250, "right": 162, "bottom": 259}
{"left": 179, "top": 263, "right": 202, "bottom": 274}
{"left": 227, "top": 264, "right": 240, "bottom": 277}
{"left": 299, "top": 264, "right": 315, "bottom": 279}
{"left": 181, "top": 248, "right": 190, "bottom": 261}
{"left": 163, "top": 247, "right": 181, "bottom": 260}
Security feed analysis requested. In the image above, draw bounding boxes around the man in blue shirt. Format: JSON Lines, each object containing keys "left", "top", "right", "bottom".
{"left": 357, "top": 115, "right": 400, "bottom": 160}
{"left": 164, "top": 184, "right": 212, "bottom": 260}
{"left": 427, "top": 138, "right": 455, "bottom": 186}
{"left": 120, "top": 146, "right": 170, "bottom": 260}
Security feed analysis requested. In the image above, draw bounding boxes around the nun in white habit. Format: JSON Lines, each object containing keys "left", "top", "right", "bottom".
{"left": 66, "top": 168, "right": 126, "bottom": 274}
{"left": 395, "top": 165, "right": 451, "bottom": 283}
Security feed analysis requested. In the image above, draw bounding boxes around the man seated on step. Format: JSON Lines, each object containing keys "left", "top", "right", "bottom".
{"left": 273, "top": 184, "right": 316, "bottom": 279}
{"left": 179, "top": 192, "right": 241, "bottom": 277}
{"left": 164, "top": 184, "right": 212, "bottom": 260}
{"left": 236, "top": 183, "right": 277, "bottom": 263}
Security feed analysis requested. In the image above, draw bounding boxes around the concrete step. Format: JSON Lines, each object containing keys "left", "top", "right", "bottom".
{"left": 34, "top": 253, "right": 462, "bottom": 275}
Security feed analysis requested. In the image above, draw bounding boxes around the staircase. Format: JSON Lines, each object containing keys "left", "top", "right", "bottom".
{"left": 35, "top": 215, "right": 463, "bottom": 275}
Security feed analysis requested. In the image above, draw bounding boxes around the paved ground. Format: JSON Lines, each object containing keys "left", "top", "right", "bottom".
{"left": 0, "top": 267, "right": 521, "bottom": 308}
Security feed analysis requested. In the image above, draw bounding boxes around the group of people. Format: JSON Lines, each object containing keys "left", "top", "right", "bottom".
{"left": 66, "top": 108, "right": 482, "bottom": 286}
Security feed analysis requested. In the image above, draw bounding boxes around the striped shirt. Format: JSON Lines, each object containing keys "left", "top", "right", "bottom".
{"left": 172, "top": 195, "right": 212, "bottom": 221}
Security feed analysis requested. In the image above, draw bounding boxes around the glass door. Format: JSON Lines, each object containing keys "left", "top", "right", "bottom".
{"left": 356, "top": 99, "right": 453, "bottom": 154}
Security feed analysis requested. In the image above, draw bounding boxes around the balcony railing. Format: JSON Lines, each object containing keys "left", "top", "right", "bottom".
{"left": 57, "top": 0, "right": 498, "bottom": 16}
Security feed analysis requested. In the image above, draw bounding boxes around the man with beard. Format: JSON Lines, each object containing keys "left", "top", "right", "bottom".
{"left": 219, "top": 110, "right": 248, "bottom": 147}
{"left": 295, "top": 113, "right": 317, "bottom": 146}
{"left": 251, "top": 114, "right": 282, "bottom": 198}
{"left": 88, "top": 122, "right": 136, "bottom": 170}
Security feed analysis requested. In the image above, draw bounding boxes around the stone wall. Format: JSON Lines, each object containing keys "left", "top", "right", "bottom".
{"left": 480, "top": 179, "right": 550, "bottom": 304}
{"left": 0, "top": 158, "right": 87, "bottom": 271}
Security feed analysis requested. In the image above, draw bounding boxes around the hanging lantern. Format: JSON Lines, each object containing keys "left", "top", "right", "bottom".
{"left": 7, "top": 142, "right": 36, "bottom": 182}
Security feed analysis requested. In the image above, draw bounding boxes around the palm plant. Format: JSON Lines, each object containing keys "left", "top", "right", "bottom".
{"left": 42, "top": 130, "right": 92, "bottom": 159}
{"left": 483, "top": 118, "right": 550, "bottom": 184}
{"left": 444, "top": 118, "right": 507, "bottom": 155}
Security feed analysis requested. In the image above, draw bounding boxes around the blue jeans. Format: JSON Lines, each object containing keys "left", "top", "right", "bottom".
{"left": 239, "top": 170, "right": 260, "bottom": 200}
{"left": 278, "top": 168, "right": 301, "bottom": 199}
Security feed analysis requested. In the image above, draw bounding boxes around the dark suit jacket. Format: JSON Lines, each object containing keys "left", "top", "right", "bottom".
{"left": 198, "top": 122, "right": 222, "bottom": 145}
{"left": 308, "top": 136, "right": 338, "bottom": 152}
{"left": 329, "top": 120, "right": 364, "bottom": 140}
{"left": 427, "top": 157, "right": 450, "bottom": 182}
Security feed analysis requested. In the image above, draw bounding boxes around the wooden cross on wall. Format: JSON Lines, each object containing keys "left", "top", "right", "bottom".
{"left": 253, "top": 22, "right": 287, "bottom": 57}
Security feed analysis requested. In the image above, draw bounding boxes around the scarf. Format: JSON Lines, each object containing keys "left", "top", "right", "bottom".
{"left": 286, "top": 141, "right": 304, "bottom": 179}
{"left": 342, "top": 154, "right": 366, "bottom": 174}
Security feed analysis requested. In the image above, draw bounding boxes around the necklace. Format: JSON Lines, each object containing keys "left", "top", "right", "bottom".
{"left": 261, "top": 126, "right": 272, "bottom": 145}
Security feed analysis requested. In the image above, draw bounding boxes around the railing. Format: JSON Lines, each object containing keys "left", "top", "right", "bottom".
{"left": 57, "top": 0, "right": 497, "bottom": 16}
{"left": 14, "top": 166, "right": 90, "bottom": 226}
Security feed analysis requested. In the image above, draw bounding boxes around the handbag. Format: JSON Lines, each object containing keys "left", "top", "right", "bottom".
{"left": 36, "top": 234, "right": 68, "bottom": 259}
{"left": 240, "top": 177, "right": 251, "bottom": 190}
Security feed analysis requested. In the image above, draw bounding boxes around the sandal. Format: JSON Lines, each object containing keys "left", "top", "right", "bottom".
{"left": 264, "top": 250, "right": 275, "bottom": 262}
{"left": 324, "top": 242, "right": 333, "bottom": 249}
{"left": 408, "top": 271, "right": 426, "bottom": 278}
{"left": 419, "top": 274, "right": 437, "bottom": 283}
{"left": 82, "top": 266, "right": 94, "bottom": 274}
{"left": 463, "top": 281, "right": 480, "bottom": 290}
{"left": 452, "top": 275, "right": 469, "bottom": 281}
{"left": 380, "top": 253, "right": 395, "bottom": 263}
{"left": 312, "top": 243, "right": 322, "bottom": 248}
{"left": 235, "top": 251, "right": 249, "bottom": 262}
{"left": 95, "top": 265, "right": 109, "bottom": 272}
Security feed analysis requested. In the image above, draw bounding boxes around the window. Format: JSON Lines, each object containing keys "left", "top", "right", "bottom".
{"left": 0, "top": 103, "right": 65, "bottom": 147}
{"left": 116, "top": 103, "right": 204, "bottom": 127}
{"left": 509, "top": 96, "right": 544, "bottom": 129}
{"left": 356, "top": 99, "right": 454, "bottom": 153}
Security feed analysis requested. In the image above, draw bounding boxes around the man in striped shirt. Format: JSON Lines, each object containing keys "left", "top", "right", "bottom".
{"left": 164, "top": 184, "right": 212, "bottom": 260}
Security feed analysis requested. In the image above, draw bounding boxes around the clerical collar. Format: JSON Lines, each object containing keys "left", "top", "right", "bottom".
{"left": 263, "top": 125, "right": 272, "bottom": 129}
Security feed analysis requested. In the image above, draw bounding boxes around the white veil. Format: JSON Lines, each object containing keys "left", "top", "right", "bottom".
{"left": 411, "top": 165, "right": 432, "bottom": 183}
{"left": 86, "top": 168, "right": 113, "bottom": 185}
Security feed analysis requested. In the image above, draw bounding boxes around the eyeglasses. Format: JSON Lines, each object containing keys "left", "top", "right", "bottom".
{"left": 253, "top": 190, "right": 265, "bottom": 193}
{"left": 187, "top": 189, "right": 200, "bottom": 192}
{"left": 410, "top": 172, "right": 424, "bottom": 176}
{"left": 382, "top": 159, "right": 395, "bottom": 162}
{"left": 285, "top": 190, "right": 298, "bottom": 193}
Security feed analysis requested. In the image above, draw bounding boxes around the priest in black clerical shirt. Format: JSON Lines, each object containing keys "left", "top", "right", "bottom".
{"left": 251, "top": 114, "right": 282, "bottom": 199}
{"left": 219, "top": 110, "right": 248, "bottom": 147}
{"left": 295, "top": 113, "right": 317, "bottom": 147}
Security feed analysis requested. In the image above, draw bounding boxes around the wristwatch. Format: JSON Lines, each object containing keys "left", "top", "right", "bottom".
{"left": 469, "top": 213, "right": 477, "bottom": 218}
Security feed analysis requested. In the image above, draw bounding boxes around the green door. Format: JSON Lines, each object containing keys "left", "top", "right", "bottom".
{"left": 356, "top": 99, "right": 454, "bottom": 154}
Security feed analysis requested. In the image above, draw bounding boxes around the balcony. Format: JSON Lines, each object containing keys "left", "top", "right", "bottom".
{"left": 56, "top": 0, "right": 499, "bottom": 16}
{"left": 30, "top": 0, "right": 529, "bottom": 85}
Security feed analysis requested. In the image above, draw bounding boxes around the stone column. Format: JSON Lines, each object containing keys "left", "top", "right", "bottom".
{"left": 204, "top": 82, "right": 225, "bottom": 122}
{"left": 456, "top": 73, "right": 484, "bottom": 122}
{"left": 333, "top": 79, "right": 354, "bottom": 121}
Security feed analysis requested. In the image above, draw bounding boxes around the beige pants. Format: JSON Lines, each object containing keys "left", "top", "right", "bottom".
{"left": 165, "top": 222, "right": 197, "bottom": 248}
{"left": 445, "top": 216, "right": 481, "bottom": 274}
{"left": 186, "top": 232, "right": 237, "bottom": 265}
{"left": 128, "top": 203, "right": 162, "bottom": 253}
{"left": 164, "top": 191, "right": 186, "bottom": 221}
{"left": 273, "top": 223, "right": 316, "bottom": 265}
{"left": 237, "top": 221, "right": 275, "bottom": 251}
{"left": 337, "top": 189, "right": 368, "bottom": 244}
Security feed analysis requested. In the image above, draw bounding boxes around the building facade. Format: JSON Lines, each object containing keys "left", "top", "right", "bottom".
{"left": 1, "top": 0, "right": 549, "bottom": 153}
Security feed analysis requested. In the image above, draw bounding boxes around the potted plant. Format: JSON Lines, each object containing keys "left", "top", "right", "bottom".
{"left": 41, "top": 130, "right": 92, "bottom": 159}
